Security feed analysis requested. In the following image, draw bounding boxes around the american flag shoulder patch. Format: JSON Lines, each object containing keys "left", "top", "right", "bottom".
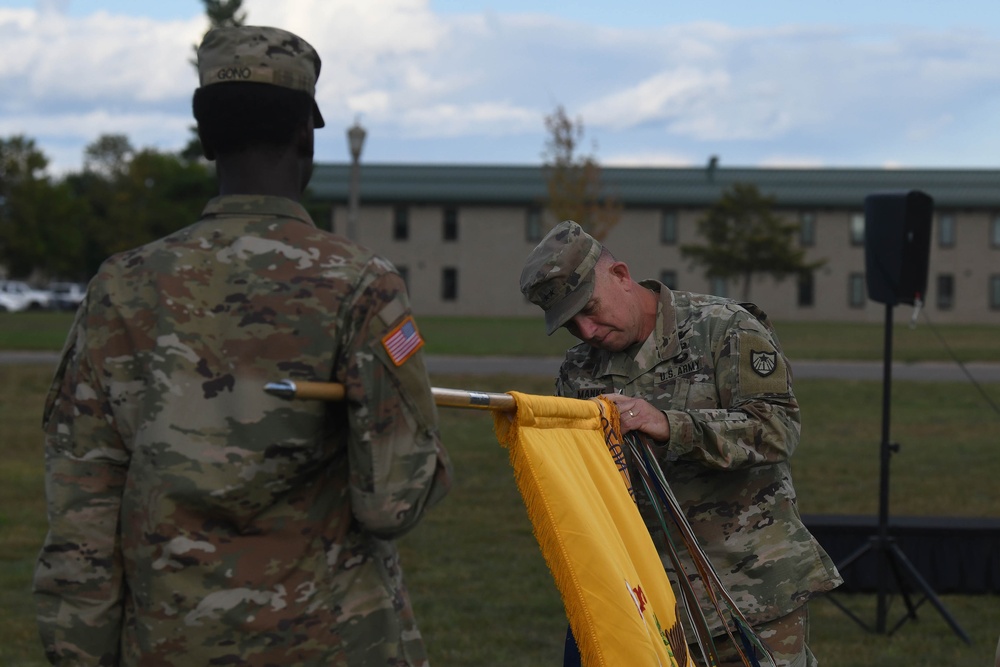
{"left": 381, "top": 315, "right": 425, "bottom": 367}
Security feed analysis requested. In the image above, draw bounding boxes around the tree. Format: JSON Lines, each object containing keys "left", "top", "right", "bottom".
{"left": 70, "top": 138, "right": 215, "bottom": 275}
{"left": 0, "top": 134, "right": 215, "bottom": 280}
{"left": 681, "top": 182, "right": 824, "bottom": 301}
{"left": 0, "top": 135, "right": 47, "bottom": 182}
{"left": 542, "top": 105, "right": 621, "bottom": 241}
{"left": 0, "top": 136, "right": 87, "bottom": 279}
{"left": 203, "top": 0, "right": 247, "bottom": 27}
{"left": 84, "top": 134, "right": 133, "bottom": 179}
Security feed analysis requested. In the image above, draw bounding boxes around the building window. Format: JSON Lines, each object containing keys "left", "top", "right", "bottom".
{"left": 442, "top": 267, "right": 458, "bottom": 301}
{"left": 393, "top": 206, "right": 409, "bottom": 241}
{"left": 443, "top": 207, "right": 458, "bottom": 241}
{"left": 991, "top": 275, "right": 1000, "bottom": 309}
{"left": 526, "top": 207, "right": 543, "bottom": 242}
{"left": 936, "top": 274, "right": 954, "bottom": 310}
{"left": 797, "top": 271, "right": 815, "bottom": 307}
{"left": 938, "top": 214, "right": 956, "bottom": 248}
{"left": 397, "top": 265, "right": 409, "bottom": 290}
{"left": 991, "top": 216, "right": 1000, "bottom": 247}
{"left": 799, "top": 212, "right": 816, "bottom": 247}
{"left": 709, "top": 276, "right": 727, "bottom": 298}
{"left": 659, "top": 270, "right": 677, "bottom": 290}
{"left": 660, "top": 210, "right": 678, "bottom": 245}
{"left": 849, "top": 272, "right": 866, "bottom": 308}
{"left": 849, "top": 213, "right": 865, "bottom": 246}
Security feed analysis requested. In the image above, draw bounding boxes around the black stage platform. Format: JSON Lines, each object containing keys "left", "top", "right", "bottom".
{"left": 803, "top": 514, "right": 1000, "bottom": 594}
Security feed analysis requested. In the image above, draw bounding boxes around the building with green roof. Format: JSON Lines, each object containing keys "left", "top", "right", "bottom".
{"left": 306, "top": 163, "right": 1000, "bottom": 325}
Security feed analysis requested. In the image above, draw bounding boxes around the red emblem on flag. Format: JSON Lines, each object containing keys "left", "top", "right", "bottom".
{"left": 626, "top": 579, "right": 649, "bottom": 618}
{"left": 632, "top": 585, "right": 648, "bottom": 613}
{"left": 382, "top": 316, "right": 424, "bottom": 367}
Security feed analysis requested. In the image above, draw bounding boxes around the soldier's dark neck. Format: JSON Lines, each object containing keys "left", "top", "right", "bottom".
{"left": 214, "top": 145, "right": 311, "bottom": 202}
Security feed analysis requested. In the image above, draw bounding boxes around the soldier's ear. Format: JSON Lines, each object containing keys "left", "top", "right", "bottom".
{"left": 295, "top": 117, "right": 314, "bottom": 159}
{"left": 609, "top": 260, "right": 632, "bottom": 284}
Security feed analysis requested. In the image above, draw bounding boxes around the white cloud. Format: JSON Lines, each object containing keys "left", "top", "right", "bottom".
{"left": 575, "top": 22, "right": 1000, "bottom": 153}
{"left": 581, "top": 68, "right": 732, "bottom": 130}
{"left": 247, "top": 0, "right": 446, "bottom": 56}
{"left": 401, "top": 102, "right": 538, "bottom": 137}
{"left": 4, "top": 1, "right": 1000, "bottom": 172}
{"left": 0, "top": 9, "right": 202, "bottom": 105}
{"left": 0, "top": 108, "right": 192, "bottom": 149}
{"left": 236, "top": 0, "right": 460, "bottom": 133}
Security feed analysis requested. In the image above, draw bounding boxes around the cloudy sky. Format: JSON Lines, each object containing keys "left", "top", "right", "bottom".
{"left": 3, "top": 0, "right": 1000, "bottom": 175}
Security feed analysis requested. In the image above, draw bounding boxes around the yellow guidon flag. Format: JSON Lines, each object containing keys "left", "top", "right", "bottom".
{"left": 494, "top": 392, "right": 692, "bottom": 667}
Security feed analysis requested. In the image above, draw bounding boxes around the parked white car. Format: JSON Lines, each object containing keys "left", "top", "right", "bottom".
{"left": 0, "top": 289, "right": 19, "bottom": 312}
{"left": 49, "top": 281, "right": 87, "bottom": 311}
{"left": 0, "top": 280, "right": 53, "bottom": 312}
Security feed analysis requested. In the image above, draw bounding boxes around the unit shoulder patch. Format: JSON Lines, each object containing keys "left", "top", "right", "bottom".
{"left": 737, "top": 332, "right": 788, "bottom": 396}
{"left": 751, "top": 349, "right": 778, "bottom": 377}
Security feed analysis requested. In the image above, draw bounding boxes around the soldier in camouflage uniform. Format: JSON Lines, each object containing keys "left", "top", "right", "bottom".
{"left": 520, "top": 220, "right": 841, "bottom": 667}
{"left": 33, "top": 26, "right": 452, "bottom": 666}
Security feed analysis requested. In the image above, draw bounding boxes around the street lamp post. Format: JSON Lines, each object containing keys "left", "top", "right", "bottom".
{"left": 346, "top": 120, "right": 367, "bottom": 241}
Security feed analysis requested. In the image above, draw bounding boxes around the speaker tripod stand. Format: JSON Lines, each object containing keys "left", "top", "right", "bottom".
{"left": 826, "top": 303, "right": 970, "bottom": 644}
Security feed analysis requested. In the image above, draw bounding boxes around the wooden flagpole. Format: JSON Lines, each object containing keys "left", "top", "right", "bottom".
{"left": 264, "top": 379, "right": 516, "bottom": 412}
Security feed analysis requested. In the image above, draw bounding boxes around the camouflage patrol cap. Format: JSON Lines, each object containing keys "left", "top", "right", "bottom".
{"left": 519, "top": 220, "right": 602, "bottom": 335}
{"left": 196, "top": 25, "right": 326, "bottom": 128}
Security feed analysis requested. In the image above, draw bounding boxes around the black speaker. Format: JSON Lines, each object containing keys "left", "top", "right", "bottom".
{"left": 864, "top": 190, "right": 933, "bottom": 305}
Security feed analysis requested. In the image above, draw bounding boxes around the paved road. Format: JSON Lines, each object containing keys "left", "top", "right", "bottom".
{"left": 5, "top": 351, "right": 1000, "bottom": 383}
{"left": 425, "top": 356, "right": 1000, "bottom": 383}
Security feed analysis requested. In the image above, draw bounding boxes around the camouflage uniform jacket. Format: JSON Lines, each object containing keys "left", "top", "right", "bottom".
{"left": 555, "top": 281, "right": 841, "bottom": 634}
{"left": 34, "top": 195, "right": 453, "bottom": 666}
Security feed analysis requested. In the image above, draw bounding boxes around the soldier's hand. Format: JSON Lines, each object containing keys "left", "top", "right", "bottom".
{"left": 602, "top": 394, "right": 670, "bottom": 441}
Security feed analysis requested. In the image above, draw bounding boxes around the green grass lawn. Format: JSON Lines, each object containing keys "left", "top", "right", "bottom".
{"left": 3, "top": 311, "right": 999, "bottom": 363}
{"left": 3, "top": 365, "right": 998, "bottom": 666}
